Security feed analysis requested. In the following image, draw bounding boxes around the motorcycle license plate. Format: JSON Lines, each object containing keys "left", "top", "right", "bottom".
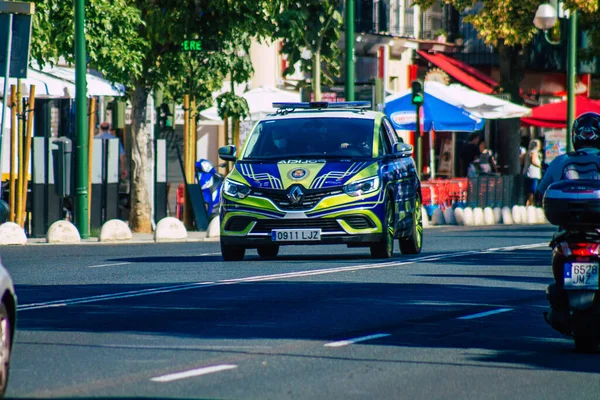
{"left": 271, "top": 229, "right": 321, "bottom": 242}
{"left": 564, "top": 262, "right": 600, "bottom": 290}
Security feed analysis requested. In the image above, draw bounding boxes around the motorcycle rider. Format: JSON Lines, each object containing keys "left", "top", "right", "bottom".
{"left": 537, "top": 112, "right": 600, "bottom": 332}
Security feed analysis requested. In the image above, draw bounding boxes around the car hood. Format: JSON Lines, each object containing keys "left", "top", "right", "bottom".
{"left": 234, "top": 160, "right": 377, "bottom": 190}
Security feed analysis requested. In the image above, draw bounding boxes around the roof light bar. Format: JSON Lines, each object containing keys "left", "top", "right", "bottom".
{"left": 272, "top": 101, "right": 371, "bottom": 110}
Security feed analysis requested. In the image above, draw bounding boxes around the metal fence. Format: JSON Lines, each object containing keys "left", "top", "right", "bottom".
{"left": 422, "top": 175, "right": 527, "bottom": 211}
{"left": 466, "top": 175, "right": 526, "bottom": 208}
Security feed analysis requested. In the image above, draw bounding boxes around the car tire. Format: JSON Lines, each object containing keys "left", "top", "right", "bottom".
{"left": 221, "top": 242, "right": 245, "bottom": 261}
{"left": 0, "top": 302, "right": 12, "bottom": 398}
{"left": 257, "top": 245, "right": 279, "bottom": 259}
{"left": 370, "top": 197, "right": 394, "bottom": 259}
{"left": 400, "top": 193, "right": 423, "bottom": 255}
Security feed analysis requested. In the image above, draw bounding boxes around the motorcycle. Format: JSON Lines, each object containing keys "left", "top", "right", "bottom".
{"left": 543, "top": 179, "right": 600, "bottom": 352}
{"left": 195, "top": 159, "right": 223, "bottom": 221}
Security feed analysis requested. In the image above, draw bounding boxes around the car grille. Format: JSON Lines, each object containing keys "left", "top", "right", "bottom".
{"left": 341, "top": 215, "right": 376, "bottom": 229}
{"left": 252, "top": 187, "right": 344, "bottom": 210}
{"left": 225, "top": 216, "right": 255, "bottom": 232}
{"left": 252, "top": 219, "right": 342, "bottom": 233}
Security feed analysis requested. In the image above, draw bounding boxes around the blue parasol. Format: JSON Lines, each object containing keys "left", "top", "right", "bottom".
{"left": 385, "top": 90, "right": 485, "bottom": 132}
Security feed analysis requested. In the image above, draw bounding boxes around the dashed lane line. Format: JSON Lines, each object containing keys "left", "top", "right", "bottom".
{"left": 456, "top": 308, "right": 514, "bottom": 320}
{"left": 151, "top": 364, "right": 238, "bottom": 383}
{"left": 324, "top": 333, "right": 391, "bottom": 348}
{"left": 18, "top": 243, "right": 547, "bottom": 312}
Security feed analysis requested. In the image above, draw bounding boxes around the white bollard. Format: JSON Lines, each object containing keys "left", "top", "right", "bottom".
{"left": 443, "top": 207, "right": 456, "bottom": 225}
{"left": 46, "top": 220, "right": 81, "bottom": 244}
{"left": 154, "top": 217, "right": 188, "bottom": 242}
{"left": 526, "top": 206, "right": 537, "bottom": 224}
{"left": 463, "top": 207, "right": 474, "bottom": 226}
{"left": 473, "top": 207, "right": 485, "bottom": 226}
{"left": 0, "top": 222, "right": 27, "bottom": 245}
{"left": 536, "top": 207, "right": 547, "bottom": 224}
{"left": 493, "top": 207, "right": 502, "bottom": 224}
{"left": 99, "top": 219, "right": 132, "bottom": 242}
{"left": 519, "top": 206, "right": 528, "bottom": 224}
{"left": 483, "top": 207, "right": 495, "bottom": 225}
{"left": 432, "top": 208, "right": 446, "bottom": 225}
{"left": 207, "top": 216, "right": 221, "bottom": 238}
{"left": 502, "top": 207, "right": 514, "bottom": 225}
{"left": 512, "top": 205, "right": 522, "bottom": 224}
{"left": 421, "top": 206, "right": 430, "bottom": 228}
{"left": 454, "top": 207, "right": 465, "bottom": 226}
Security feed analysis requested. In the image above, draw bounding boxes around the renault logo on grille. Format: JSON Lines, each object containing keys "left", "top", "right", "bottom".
{"left": 287, "top": 186, "right": 304, "bottom": 205}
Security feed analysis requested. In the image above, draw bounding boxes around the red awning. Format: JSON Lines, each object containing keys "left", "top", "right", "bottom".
{"left": 521, "top": 96, "right": 600, "bottom": 128}
{"left": 416, "top": 50, "right": 496, "bottom": 94}
{"left": 435, "top": 53, "right": 500, "bottom": 88}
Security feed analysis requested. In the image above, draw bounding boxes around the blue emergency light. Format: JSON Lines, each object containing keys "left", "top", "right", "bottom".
{"left": 273, "top": 101, "right": 371, "bottom": 110}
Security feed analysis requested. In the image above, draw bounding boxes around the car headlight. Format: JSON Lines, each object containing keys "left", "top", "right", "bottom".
{"left": 223, "top": 179, "right": 251, "bottom": 199}
{"left": 343, "top": 176, "right": 381, "bottom": 197}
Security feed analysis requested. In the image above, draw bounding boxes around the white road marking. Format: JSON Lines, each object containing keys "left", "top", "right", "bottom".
{"left": 151, "top": 364, "right": 238, "bottom": 382}
{"left": 456, "top": 308, "right": 514, "bottom": 320}
{"left": 88, "top": 262, "right": 132, "bottom": 269}
{"left": 325, "top": 333, "right": 391, "bottom": 348}
{"left": 17, "top": 243, "right": 548, "bottom": 312}
{"left": 197, "top": 252, "right": 221, "bottom": 256}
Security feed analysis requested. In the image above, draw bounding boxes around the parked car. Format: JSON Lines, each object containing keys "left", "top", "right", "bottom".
{"left": 217, "top": 101, "right": 423, "bottom": 261}
{"left": 0, "top": 259, "right": 16, "bottom": 398}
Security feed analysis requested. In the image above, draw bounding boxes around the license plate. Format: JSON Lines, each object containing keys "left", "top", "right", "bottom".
{"left": 271, "top": 229, "right": 321, "bottom": 242}
{"left": 564, "top": 262, "right": 600, "bottom": 290}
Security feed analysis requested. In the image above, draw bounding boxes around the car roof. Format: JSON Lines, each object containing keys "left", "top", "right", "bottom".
{"left": 262, "top": 109, "right": 382, "bottom": 122}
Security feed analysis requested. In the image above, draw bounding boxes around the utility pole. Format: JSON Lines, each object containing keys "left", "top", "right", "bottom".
{"left": 74, "top": 0, "right": 89, "bottom": 238}
{"left": 566, "top": 10, "right": 577, "bottom": 153}
{"left": 344, "top": 0, "right": 355, "bottom": 101}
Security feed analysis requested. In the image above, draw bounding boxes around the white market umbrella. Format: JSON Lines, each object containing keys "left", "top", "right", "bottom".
{"left": 423, "top": 81, "right": 531, "bottom": 119}
{"left": 200, "top": 85, "right": 301, "bottom": 121}
{"left": 0, "top": 69, "right": 75, "bottom": 98}
{"left": 35, "top": 65, "right": 125, "bottom": 97}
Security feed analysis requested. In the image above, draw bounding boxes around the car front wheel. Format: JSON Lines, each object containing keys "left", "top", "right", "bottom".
{"left": 0, "top": 302, "right": 12, "bottom": 398}
{"left": 400, "top": 193, "right": 423, "bottom": 255}
{"left": 370, "top": 198, "right": 394, "bottom": 259}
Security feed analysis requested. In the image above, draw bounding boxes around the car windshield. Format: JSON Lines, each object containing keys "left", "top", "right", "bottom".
{"left": 242, "top": 117, "right": 375, "bottom": 160}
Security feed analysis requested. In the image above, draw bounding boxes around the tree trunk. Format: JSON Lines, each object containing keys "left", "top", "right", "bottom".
{"left": 129, "top": 84, "right": 152, "bottom": 233}
{"left": 312, "top": 50, "right": 322, "bottom": 101}
{"left": 497, "top": 41, "right": 528, "bottom": 176}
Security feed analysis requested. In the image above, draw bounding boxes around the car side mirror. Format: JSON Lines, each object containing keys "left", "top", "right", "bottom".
{"left": 392, "top": 142, "right": 413, "bottom": 157}
{"left": 218, "top": 145, "right": 237, "bottom": 162}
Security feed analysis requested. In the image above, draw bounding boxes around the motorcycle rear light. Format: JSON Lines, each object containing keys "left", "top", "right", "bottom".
{"left": 568, "top": 242, "right": 600, "bottom": 257}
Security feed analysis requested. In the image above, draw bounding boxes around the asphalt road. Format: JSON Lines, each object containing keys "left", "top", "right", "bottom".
{"left": 2, "top": 224, "right": 599, "bottom": 400}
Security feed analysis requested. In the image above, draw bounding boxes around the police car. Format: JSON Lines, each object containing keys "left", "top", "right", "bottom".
{"left": 217, "top": 101, "right": 422, "bottom": 261}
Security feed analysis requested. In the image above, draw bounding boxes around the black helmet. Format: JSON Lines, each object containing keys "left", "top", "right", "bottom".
{"left": 572, "top": 112, "right": 600, "bottom": 150}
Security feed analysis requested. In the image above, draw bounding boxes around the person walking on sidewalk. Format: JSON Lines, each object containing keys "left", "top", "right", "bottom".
{"left": 522, "top": 139, "right": 543, "bottom": 206}
{"left": 96, "top": 122, "right": 127, "bottom": 180}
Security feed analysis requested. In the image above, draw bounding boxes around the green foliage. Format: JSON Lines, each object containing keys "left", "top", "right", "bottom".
{"left": 30, "top": 0, "right": 147, "bottom": 85}
{"left": 413, "top": 1, "right": 597, "bottom": 47}
{"left": 216, "top": 92, "right": 250, "bottom": 120}
{"left": 274, "top": 0, "right": 343, "bottom": 88}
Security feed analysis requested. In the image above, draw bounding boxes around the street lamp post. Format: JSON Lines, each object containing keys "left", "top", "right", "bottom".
{"left": 345, "top": 0, "right": 355, "bottom": 101}
{"left": 74, "top": 0, "right": 89, "bottom": 238}
{"left": 534, "top": 2, "right": 577, "bottom": 153}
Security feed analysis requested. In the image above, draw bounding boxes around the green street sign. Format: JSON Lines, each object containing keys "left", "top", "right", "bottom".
{"left": 182, "top": 40, "right": 202, "bottom": 51}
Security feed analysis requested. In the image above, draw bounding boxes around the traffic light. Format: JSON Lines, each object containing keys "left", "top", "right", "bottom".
{"left": 156, "top": 103, "right": 172, "bottom": 130}
{"left": 411, "top": 79, "right": 424, "bottom": 105}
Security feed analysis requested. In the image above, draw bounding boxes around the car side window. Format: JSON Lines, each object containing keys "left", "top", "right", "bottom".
{"left": 378, "top": 125, "right": 392, "bottom": 156}
{"left": 382, "top": 118, "right": 402, "bottom": 144}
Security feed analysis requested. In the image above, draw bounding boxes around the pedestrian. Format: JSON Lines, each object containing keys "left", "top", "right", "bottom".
{"left": 96, "top": 121, "right": 127, "bottom": 180}
{"left": 522, "top": 139, "right": 543, "bottom": 206}
{"left": 477, "top": 140, "right": 498, "bottom": 174}
{"left": 460, "top": 133, "right": 481, "bottom": 177}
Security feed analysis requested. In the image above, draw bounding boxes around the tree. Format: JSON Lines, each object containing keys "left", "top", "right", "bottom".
{"left": 32, "top": 0, "right": 275, "bottom": 233}
{"left": 413, "top": 0, "right": 598, "bottom": 174}
{"left": 273, "top": 0, "right": 343, "bottom": 101}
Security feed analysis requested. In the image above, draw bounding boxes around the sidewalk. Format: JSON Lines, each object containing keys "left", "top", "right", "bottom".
{"left": 24, "top": 230, "right": 217, "bottom": 245}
